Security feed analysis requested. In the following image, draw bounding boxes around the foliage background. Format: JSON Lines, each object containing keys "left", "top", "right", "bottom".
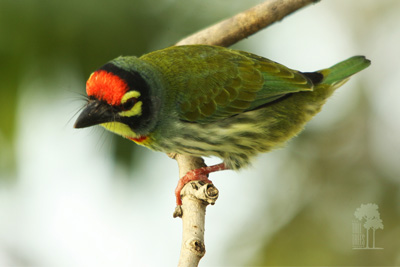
{"left": 0, "top": 0, "right": 399, "bottom": 266}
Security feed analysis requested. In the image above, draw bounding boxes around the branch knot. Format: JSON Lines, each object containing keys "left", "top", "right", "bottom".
{"left": 186, "top": 238, "right": 206, "bottom": 257}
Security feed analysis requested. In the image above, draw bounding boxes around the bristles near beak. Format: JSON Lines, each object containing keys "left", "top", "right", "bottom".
{"left": 74, "top": 100, "right": 114, "bottom": 128}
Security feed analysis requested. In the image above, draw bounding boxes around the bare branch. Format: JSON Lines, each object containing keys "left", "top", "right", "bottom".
{"left": 176, "top": 0, "right": 320, "bottom": 47}
{"left": 177, "top": 181, "right": 219, "bottom": 267}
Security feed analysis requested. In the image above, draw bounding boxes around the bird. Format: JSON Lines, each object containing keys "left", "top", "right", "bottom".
{"left": 74, "top": 45, "right": 370, "bottom": 205}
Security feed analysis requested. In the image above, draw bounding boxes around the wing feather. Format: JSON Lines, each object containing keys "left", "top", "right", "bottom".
{"left": 141, "top": 45, "right": 314, "bottom": 123}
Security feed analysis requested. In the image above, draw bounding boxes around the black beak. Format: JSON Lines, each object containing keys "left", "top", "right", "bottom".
{"left": 74, "top": 100, "right": 115, "bottom": 129}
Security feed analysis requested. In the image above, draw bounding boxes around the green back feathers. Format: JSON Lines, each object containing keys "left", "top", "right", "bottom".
{"left": 141, "top": 45, "right": 370, "bottom": 124}
{"left": 142, "top": 45, "right": 317, "bottom": 123}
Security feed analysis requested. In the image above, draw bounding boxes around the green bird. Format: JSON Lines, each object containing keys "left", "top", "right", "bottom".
{"left": 74, "top": 45, "right": 370, "bottom": 205}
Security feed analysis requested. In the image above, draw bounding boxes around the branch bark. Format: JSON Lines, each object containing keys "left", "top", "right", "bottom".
{"left": 177, "top": 180, "right": 218, "bottom": 267}
{"left": 168, "top": 153, "right": 219, "bottom": 266}
{"left": 171, "top": 0, "right": 320, "bottom": 266}
{"left": 176, "top": 0, "right": 320, "bottom": 47}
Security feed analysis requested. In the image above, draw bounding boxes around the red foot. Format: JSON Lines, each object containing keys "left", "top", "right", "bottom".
{"left": 175, "top": 163, "right": 228, "bottom": 206}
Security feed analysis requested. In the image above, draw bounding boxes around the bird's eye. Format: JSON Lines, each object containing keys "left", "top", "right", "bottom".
{"left": 120, "top": 98, "right": 137, "bottom": 111}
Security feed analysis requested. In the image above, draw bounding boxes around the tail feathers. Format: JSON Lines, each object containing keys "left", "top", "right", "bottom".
{"left": 319, "top": 56, "right": 371, "bottom": 86}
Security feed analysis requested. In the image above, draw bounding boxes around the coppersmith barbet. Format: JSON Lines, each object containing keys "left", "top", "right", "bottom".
{"left": 74, "top": 45, "right": 371, "bottom": 205}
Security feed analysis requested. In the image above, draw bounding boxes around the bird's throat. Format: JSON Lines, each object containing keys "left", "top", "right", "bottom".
{"left": 101, "top": 121, "right": 137, "bottom": 138}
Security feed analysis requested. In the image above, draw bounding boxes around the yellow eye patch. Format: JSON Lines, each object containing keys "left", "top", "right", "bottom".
{"left": 121, "top": 91, "right": 141, "bottom": 104}
{"left": 118, "top": 90, "right": 142, "bottom": 117}
{"left": 118, "top": 101, "right": 143, "bottom": 117}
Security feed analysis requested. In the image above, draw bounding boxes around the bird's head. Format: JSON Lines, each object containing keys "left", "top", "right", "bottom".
{"left": 74, "top": 57, "right": 155, "bottom": 141}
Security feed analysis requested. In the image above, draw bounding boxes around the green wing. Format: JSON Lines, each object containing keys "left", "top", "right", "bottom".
{"left": 142, "top": 45, "right": 314, "bottom": 123}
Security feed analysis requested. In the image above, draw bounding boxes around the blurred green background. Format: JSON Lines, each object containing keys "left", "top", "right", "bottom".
{"left": 0, "top": 0, "right": 399, "bottom": 266}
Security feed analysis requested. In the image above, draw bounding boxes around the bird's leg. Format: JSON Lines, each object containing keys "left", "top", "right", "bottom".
{"left": 175, "top": 162, "right": 228, "bottom": 206}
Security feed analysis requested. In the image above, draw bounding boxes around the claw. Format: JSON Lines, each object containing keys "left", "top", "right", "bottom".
{"left": 175, "top": 163, "right": 228, "bottom": 206}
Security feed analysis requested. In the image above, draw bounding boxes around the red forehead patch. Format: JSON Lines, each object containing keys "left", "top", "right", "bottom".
{"left": 86, "top": 70, "right": 129, "bottom": 105}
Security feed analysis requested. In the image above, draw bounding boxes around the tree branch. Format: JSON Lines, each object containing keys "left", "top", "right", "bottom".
{"left": 176, "top": 0, "right": 320, "bottom": 47}
{"left": 167, "top": 153, "right": 219, "bottom": 266}
{"left": 177, "top": 181, "right": 218, "bottom": 267}
{"left": 170, "top": 0, "right": 320, "bottom": 266}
